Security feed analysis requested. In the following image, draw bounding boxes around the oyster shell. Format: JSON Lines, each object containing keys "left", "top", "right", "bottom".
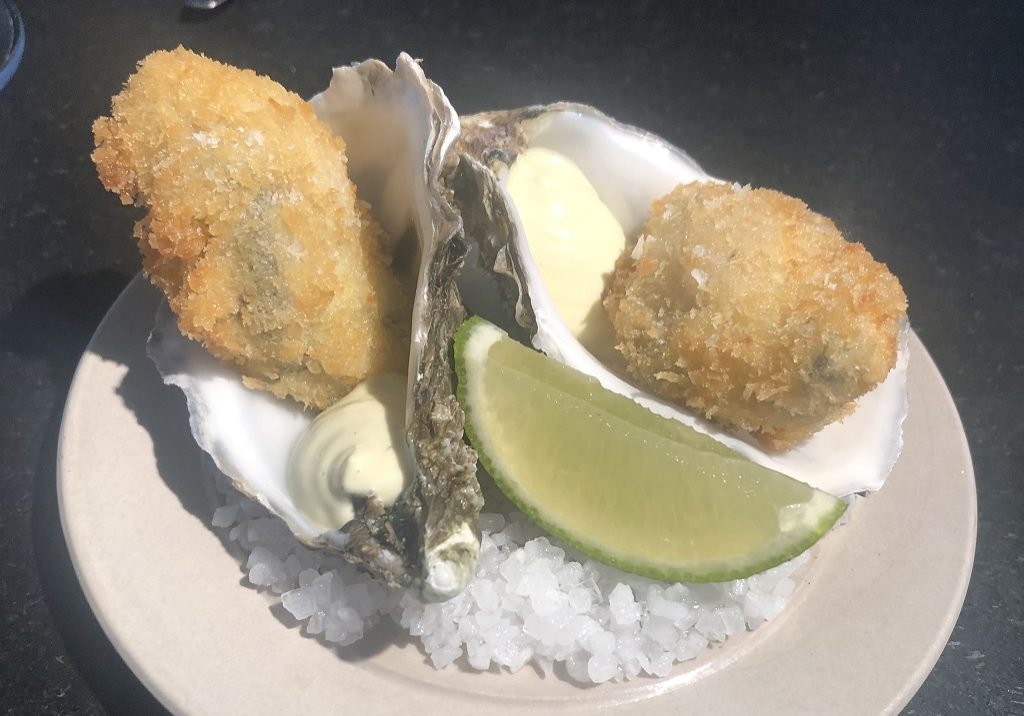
{"left": 452, "top": 103, "right": 909, "bottom": 496}
{"left": 149, "top": 55, "right": 481, "bottom": 599}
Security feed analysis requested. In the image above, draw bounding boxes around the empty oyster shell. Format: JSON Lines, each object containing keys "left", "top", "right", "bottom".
{"left": 148, "top": 55, "right": 481, "bottom": 599}
{"left": 452, "top": 103, "right": 909, "bottom": 496}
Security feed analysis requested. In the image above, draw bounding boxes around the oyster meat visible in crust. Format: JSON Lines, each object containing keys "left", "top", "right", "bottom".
{"left": 604, "top": 182, "right": 907, "bottom": 450}
{"left": 452, "top": 103, "right": 909, "bottom": 496}
{"left": 114, "top": 52, "right": 481, "bottom": 598}
{"left": 93, "top": 48, "right": 410, "bottom": 411}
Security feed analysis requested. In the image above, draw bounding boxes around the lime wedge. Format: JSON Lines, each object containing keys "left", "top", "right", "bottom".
{"left": 455, "top": 317, "right": 847, "bottom": 583}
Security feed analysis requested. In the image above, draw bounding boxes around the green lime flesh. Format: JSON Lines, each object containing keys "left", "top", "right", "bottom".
{"left": 455, "top": 316, "right": 846, "bottom": 583}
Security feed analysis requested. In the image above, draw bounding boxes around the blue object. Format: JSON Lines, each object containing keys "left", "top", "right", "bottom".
{"left": 0, "top": 0, "right": 24, "bottom": 92}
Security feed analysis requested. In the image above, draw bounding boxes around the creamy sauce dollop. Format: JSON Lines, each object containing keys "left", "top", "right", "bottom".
{"left": 286, "top": 373, "right": 411, "bottom": 532}
{"left": 506, "top": 147, "right": 627, "bottom": 366}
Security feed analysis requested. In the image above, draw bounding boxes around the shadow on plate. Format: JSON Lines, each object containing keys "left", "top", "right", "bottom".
{"left": 8, "top": 270, "right": 170, "bottom": 715}
{"left": 96, "top": 276, "right": 409, "bottom": 664}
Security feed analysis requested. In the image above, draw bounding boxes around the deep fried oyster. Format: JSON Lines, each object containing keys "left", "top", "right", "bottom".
{"left": 603, "top": 182, "right": 907, "bottom": 450}
{"left": 93, "top": 48, "right": 410, "bottom": 409}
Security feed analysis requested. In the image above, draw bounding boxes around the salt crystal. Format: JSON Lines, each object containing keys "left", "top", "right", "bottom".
{"left": 281, "top": 588, "right": 316, "bottom": 620}
{"left": 556, "top": 562, "right": 583, "bottom": 588}
{"left": 523, "top": 613, "right": 560, "bottom": 646}
{"left": 457, "top": 618, "right": 479, "bottom": 641}
{"left": 420, "top": 603, "right": 443, "bottom": 634}
{"left": 531, "top": 588, "right": 569, "bottom": 617}
{"left": 663, "top": 583, "right": 690, "bottom": 602}
{"left": 524, "top": 537, "right": 565, "bottom": 562}
{"left": 617, "top": 632, "right": 644, "bottom": 680}
{"left": 214, "top": 445, "right": 816, "bottom": 684}
{"left": 506, "top": 645, "right": 533, "bottom": 673}
{"left": 309, "top": 572, "right": 334, "bottom": 609}
{"left": 649, "top": 651, "right": 675, "bottom": 677}
{"left": 499, "top": 552, "right": 526, "bottom": 586}
{"left": 634, "top": 648, "right": 650, "bottom": 677}
{"left": 608, "top": 584, "right": 641, "bottom": 627}
{"left": 587, "top": 630, "right": 616, "bottom": 656}
{"left": 429, "top": 645, "right": 462, "bottom": 669}
{"left": 746, "top": 573, "right": 770, "bottom": 593}
{"left": 761, "top": 593, "right": 787, "bottom": 621}
{"left": 466, "top": 640, "right": 491, "bottom": 670}
{"left": 211, "top": 504, "right": 239, "bottom": 527}
{"left": 306, "top": 611, "right": 325, "bottom": 635}
{"left": 565, "top": 651, "right": 591, "bottom": 683}
{"left": 470, "top": 579, "right": 500, "bottom": 611}
{"left": 695, "top": 609, "right": 727, "bottom": 642}
{"left": 562, "top": 614, "right": 601, "bottom": 646}
{"left": 474, "top": 610, "right": 502, "bottom": 631}
{"left": 247, "top": 562, "right": 272, "bottom": 586}
{"left": 517, "top": 569, "right": 558, "bottom": 598}
{"left": 648, "top": 589, "right": 693, "bottom": 626}
{"left": 773, "top": 578, "right": 795, "bottom": 598}
{"left": 441, "top": 591, "right": 471, "bottom": 620}
{"left": 478, "top": 512, "right": 506, "bottom": 533}
{"left": 284, "top": 553, "right": 302, "bottom": 574}
{"left": 587, "top": 653, "right": 619, "bottom": 683}
{"left": 245, "top": 546, "right": 285, "bottom": 587}
{"left": 568, "top": 587, "right": 593, "bottom": 613}
{"left": 641, "top": 615, "right": 678, "bottom": 648}
{"left": 621, "top": 655, "right": 642, "bottom": 680}
{"left": 476, "top": 543, "right": 503, "bottom": 573}
{"left": 346, "top": 583, "right": 375, "bottom": 618}
{"left": 720, "top": 605, "right": 746, "bottom": 636}
{"left": 324, "top": 604, "right": 363, "bottom": 645}
{"left": 245, "top": 546, "right": 274, "bottom": 570}
{"left": 500, "top": 592, "right": 526, "bottom": 614}
{"left": 675, "top": 631, "right": 709, "bottom": 661}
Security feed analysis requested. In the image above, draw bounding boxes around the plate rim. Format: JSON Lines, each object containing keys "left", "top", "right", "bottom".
{"left": 57, "top": 275, "right": 977, "bottom": 715}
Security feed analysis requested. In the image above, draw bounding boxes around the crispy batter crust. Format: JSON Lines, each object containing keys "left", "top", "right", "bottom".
{"left": 93, "top": 48, "right": 410, "bottom": 409}
{"left": 603, "top": 182, "right": 907, "bottom": 450}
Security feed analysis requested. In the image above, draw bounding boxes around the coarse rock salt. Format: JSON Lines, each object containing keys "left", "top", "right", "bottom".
{"left": 209, "top": 461, "right": 817, "bottom": 685}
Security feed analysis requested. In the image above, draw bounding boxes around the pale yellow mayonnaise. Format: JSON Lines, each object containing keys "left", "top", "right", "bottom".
{"left": 286, "top": 373, "right": 411, "bottom": 532}
{"left": 506, "top": 147, "right": 626, "bottom": 366}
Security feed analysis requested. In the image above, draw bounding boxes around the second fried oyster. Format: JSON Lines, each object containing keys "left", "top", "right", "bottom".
{"left": 603, "top": 182, "right": 907, "bottom": 450}
{"left": 93, "top": 48, "right": 410, "bottom": 409}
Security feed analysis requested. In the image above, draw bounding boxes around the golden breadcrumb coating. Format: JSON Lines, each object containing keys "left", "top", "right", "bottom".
{"left": 92, "top": 48, "right": 410, "bottom": 409}
{"left": 603, "top": 182, "right": 907, "bottom": 450}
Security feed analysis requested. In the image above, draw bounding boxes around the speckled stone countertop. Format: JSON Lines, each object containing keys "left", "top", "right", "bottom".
{"left": 0, "top": 2, "right": 1020, "bottom": 713}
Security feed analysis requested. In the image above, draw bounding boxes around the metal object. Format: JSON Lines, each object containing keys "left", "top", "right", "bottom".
{"left": 0, "top": 0, "right": 24, "bottom": 91}
{"left": 182, "top": 0, "right": 232, "bottom": 10}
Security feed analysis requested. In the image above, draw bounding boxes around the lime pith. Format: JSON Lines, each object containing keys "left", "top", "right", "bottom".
{"left": 455, "top": 316, "right": 846, "bottom": 583}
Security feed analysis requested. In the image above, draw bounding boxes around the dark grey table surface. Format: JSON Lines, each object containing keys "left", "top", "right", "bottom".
{"left": 1, "top": 2, "right": 1020, "bottom": 714}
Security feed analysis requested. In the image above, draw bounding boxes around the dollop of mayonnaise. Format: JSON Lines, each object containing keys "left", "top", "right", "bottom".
{"left": 506, "top": 146, "right": 627, "bottom": 366}
{"left": 286, "top": 373, "right": 411, "bottom": 532}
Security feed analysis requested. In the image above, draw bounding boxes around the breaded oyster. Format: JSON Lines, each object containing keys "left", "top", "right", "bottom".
{"left": 603, "top": 182, "right": 907, "bottom": 450}
{"left": 93, "top": 48, "right": 410, "bottom": 409}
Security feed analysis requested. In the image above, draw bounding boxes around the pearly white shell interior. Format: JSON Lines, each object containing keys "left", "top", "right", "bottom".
{"left": 490, "top": 106, "right": 909, "bottom": 496}
{"left": 146, "top": 54, "right": 451, "bottom": 543}
{"left": 148, "top": 303, "right": 317, "bottom": 539}
{"left": 148, "top": 87, "right": 910, "bottom": 553}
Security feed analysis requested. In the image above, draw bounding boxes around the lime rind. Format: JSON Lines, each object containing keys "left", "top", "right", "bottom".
{"left": 454, "top": 316, "right": 847, "bottom": 584}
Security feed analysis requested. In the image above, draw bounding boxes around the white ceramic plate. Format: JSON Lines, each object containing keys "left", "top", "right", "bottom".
{"left": 58, "top": 276, "right": 976, "bottom": 715}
